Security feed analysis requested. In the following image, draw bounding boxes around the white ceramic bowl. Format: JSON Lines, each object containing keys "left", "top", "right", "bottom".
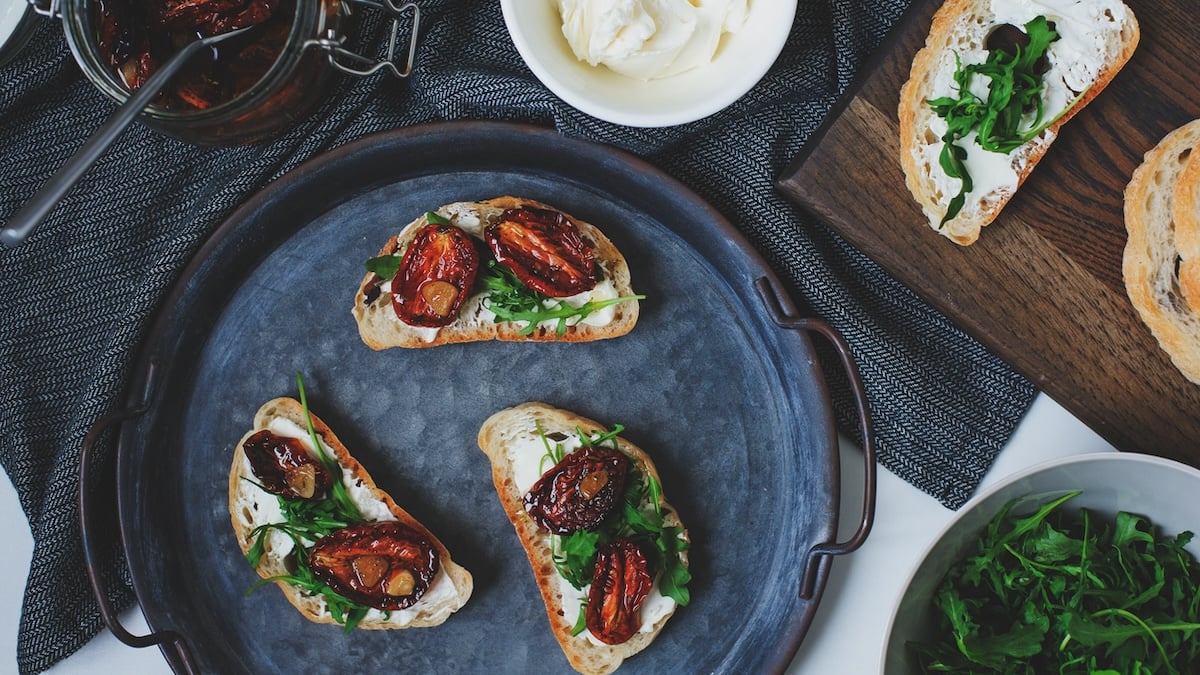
{"left": 881, "top": 452, "right": 1200, "bottom": 674}
{"left": 501, "top": 0, "right": 797, "bottom": 127}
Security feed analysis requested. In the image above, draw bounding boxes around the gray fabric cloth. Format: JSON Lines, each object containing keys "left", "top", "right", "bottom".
{"left": 0, "top": 0, "right": 1036, "bottom": 671}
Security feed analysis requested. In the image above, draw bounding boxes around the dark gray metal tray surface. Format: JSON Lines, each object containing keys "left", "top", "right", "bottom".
{"left": 101, "top": 122, "right": 856, "bottom": 673}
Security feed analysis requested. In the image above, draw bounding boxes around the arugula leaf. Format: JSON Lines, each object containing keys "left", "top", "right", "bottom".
{"left": 364, "top": 254, "right": 401, "bottom": 280}
{"left": 911, "top": 491, "right": 1200, "bottom": 674}
{"left": 248, "top": 545, "right": 375, "bottom": 634}
{"left": 362, "top": 212, "right": 444, "bottom": 278}
{"left": 926, "top": 16, "right": 1061, "bottom": 226}
{"left": 296, "top": 373, "right": 363, "bottom": 523}
{"left": 617, "top": 467, "right": 691, "bottom": 606}
{"left": 536, "top": 420, "right": 568, "bottom": 474}
{"left": 480, "top": 260, "right": 643, "bottom": 336}
{"left": 570, "top": 601, "right": 589, "bottom": 637}
{"left": 580, "top": 423, "right": 625, "bottom": 450}
{"left": 656, "top": 525, "right": 692, "bottom": 606}
{"left": 554, "top": 529, "right": 603, "bottom": 590}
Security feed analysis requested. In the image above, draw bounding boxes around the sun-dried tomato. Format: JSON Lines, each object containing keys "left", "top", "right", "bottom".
{"left": 242, "top": 430, "right": 332, "bottom": 500}
{"left": 159, "top": 0, "right": 274, "bottom": 35}
{"left": 485, "top": 206, "right": 597, "bottom": 298}
{"left": 524, "top": 446, "right": 628, "bottom": 534}
{"left": 391, "top": 222, "right": 481, "bottom": 327}
{"left": 308, "top": 521, "right": 440, "bottom": 610}
{"left": 586, "top": 539, "right": 652, "bottom": 645}
{"left": 94, "top": 0, "right": 281, "bottom": 109}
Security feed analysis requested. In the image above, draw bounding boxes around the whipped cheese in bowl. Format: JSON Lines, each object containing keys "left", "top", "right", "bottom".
{"left": 500, "top": 0, "right": 794, "bottom": 126}
{"left": 558, "top": 0, "right": 749, "bottom": 80}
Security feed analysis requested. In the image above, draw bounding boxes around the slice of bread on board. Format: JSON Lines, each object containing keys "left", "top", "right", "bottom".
{"left": 352, "top": 196, "right": 639, "bottom": 349}
{"left": 1172, "top": 141, "right": 1200, "bottom": 308}
{"left": 899, "top": 0, "right": 1138, "bottom": 245}
{"left": 1124, "top": 120, "right": 1200, "bottom": 384}
{"left": 478, "top": 402, "right": 688, "bottom": 675}
{"left": 229, "top": 397, "right": 473, "bottom": 628}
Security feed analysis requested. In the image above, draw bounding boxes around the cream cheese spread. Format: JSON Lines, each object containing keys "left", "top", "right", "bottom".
{"left": 557, "top": 0, "right": 748, "bottom": 80}
{"left": 922, "top": 0, "right": 1130, "bottom": 211}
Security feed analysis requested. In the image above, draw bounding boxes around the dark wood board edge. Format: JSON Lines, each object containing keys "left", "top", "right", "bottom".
{"left": 776, "top": 0, "right": 1200, "bottom": 467}
{"left": 781, "top": 0, "right": 931, "bottom": 184}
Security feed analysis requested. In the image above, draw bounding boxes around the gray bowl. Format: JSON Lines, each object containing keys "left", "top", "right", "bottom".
{"left": 881, "top": 452, "right": 1200, "bottom": 673}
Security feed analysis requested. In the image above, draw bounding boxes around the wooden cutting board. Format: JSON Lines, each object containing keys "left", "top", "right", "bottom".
{"left": 778, "top": 0, "right": 1200, "bottom": 466}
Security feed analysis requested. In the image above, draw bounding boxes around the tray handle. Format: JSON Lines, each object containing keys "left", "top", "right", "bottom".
{"left": 754, "top": 277, "right": 878, "bottom": 600}
{"left": 79, "top": 362, "right": 199, "bottom": 674}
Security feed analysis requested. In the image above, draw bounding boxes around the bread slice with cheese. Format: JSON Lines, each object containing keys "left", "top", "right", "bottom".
{"left": 899, "top": 0, "right": 1138, "bottom": 245}
{"left": 478, "top": 402, "right": 690, "bottom": 675}
{"left": 229, "top": 397, "right": 473, "bottom": 628}
{"left": 352, "top": 197, "right": 639, "bottom": 349}
{"left": 1123, "top": 119, "right": 1200, "bottom": 384}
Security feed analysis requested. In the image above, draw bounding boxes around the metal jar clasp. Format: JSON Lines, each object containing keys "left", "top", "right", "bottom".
{"left": 310, "top": 0, "right": 420, "bottom": 79}
{"left": 28, "top": 0, "right": 60, "bottom": 18}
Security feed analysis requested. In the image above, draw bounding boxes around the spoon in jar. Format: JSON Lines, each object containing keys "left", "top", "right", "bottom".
{"left": 0, "top": 25, "right": 254, "bottom": 249}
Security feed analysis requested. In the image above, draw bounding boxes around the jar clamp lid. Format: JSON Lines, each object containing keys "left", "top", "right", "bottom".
{"left": 29, "top": 0, "right": 420, "bottom": 81}
{"left": 321, "top": 0, "right": 420, "bottom": 79}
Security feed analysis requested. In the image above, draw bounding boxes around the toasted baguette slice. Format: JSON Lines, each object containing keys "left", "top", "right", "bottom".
{"left": 899, "top": 0, "right": 1138, "bottom": 245}
{"left": 478, "top": 402, "right": 689, "bottom": 675}
{"left": 1123, "top": 120, "right": 1200, "bottom": 384}
{"left": 352, "top": 196, "right": 639, "bottom": 349}
{"left": 1173, "top": 141, "right": 1200, "bottom": 309}
{"left": 229, "top": 397, "right": 473, "bottom": 628}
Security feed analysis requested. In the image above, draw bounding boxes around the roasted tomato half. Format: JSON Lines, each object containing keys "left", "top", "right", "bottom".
{"left": 485, "top": 206, "right": 596, "bottom": 298}
{"left": 160, "top": 0, "right": 275, "bottom": 35}
{"left": 586, "top": 539, "right": 652, "bottom": 645}
{"left": 391, "top": 222, "right": 481, "bottom": 327}
{"left": 242, "top": 430, "right": 332, "bottom": 500}
{"left": 524, "top": 445, "right": 628, "bottom": 534}
{"left": 308, "top": 521, "right": 440, "bottom": 610}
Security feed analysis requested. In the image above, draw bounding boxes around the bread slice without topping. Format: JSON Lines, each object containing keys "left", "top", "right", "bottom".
{"left": 229, "top": 397, "right": 473, "bottom": 628}
{"left": 1123, "top": 120, "right": 1200, "bottom": 385}
{"left": 1172, "top": 143, "right": 1200, "bottom": 309}
{"left": 352, "top": 197, "right": 639, "bottom": 349}
{"left": 477, "top": 402, "right": 689, "bottom": 675}
{"left": 899, "top": 0, "right": 1138, "bottom": 245}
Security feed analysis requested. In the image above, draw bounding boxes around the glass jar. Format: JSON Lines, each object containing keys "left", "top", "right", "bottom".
{"left": 46, "top": 0, "right": 417, "bottom": 144}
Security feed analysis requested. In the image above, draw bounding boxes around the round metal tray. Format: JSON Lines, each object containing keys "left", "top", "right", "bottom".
{"left": 83, "top": 121, "right": 874, "bottom": 673}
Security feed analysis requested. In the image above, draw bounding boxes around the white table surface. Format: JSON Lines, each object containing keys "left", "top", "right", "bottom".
{"left": 0, "top": 392, "right": 1117, "bottom": 674}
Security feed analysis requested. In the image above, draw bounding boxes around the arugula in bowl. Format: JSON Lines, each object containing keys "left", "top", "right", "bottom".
{"left": 910, "top": 491, "right": 1200, "bottom": 674}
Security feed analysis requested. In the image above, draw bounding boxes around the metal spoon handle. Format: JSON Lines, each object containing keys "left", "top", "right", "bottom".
{"left": 1, "top": 28, "right": 249, "bottom": 248}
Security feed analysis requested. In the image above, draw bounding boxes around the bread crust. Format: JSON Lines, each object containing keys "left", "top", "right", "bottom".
{"left": 477, "top": 402, "right": 689, "bottom": 675}
{"left": 1123, "top": 120, "right": 1200, "bottom": 384}
{"left": 229, "top": 397, "right": 473, "bottom": 628}
{"left": 899, "top": 0, "right": 1138, "bottom": 245}
{"left": 352, "top": 197, "right": 639, "bottom": 349}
